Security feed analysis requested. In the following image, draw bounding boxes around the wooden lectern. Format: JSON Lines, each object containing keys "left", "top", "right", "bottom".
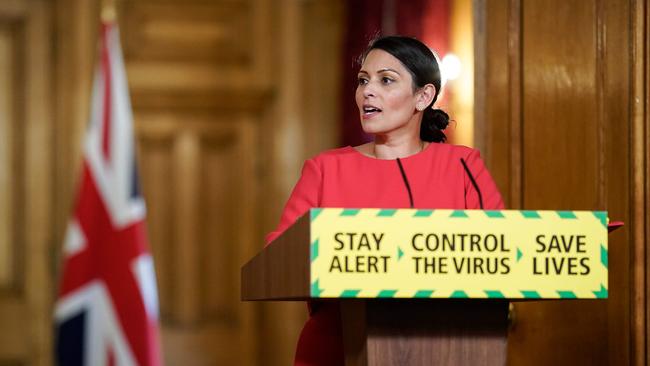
{"left": 242, "top": 214, "right": 508, "bottom": 365}
{"left": 242, "top": 208, "right": 608, "bottom": 365}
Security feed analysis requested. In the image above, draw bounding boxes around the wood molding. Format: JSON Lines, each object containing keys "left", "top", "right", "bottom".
{"left": 130, "top": 88, "right": 273, "bottom": 111}
{"left": 0, "top": 0, "right": 27, "bottom": 18}
{"left": 120, "top": 1, "right": 252, "bottom": 64}
{"left": 507, "top": 0, "right": 522, "bottom": 209}
{"left": 0, "top": 1, "right": 55, "bottom": 365}
{"left": 632, "top": 0, "right": 649, "bottom": 364}
{"left": 645, "top": 2, "right": 650, "bottom": 363}
{"left": 0, "top": 22, "right": 24, "bottom": 295}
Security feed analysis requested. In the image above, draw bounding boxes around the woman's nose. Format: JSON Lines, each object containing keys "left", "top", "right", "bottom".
{"left": 362, "top": 84, "right": 376, "bottom": 98}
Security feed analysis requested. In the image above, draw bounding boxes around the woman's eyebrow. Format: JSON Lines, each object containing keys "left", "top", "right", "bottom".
{"left": 358, "top": 68, "right": 401, "bottom": 75}
{"left": 378, "top": 68, "right": 400, "bottom": 75}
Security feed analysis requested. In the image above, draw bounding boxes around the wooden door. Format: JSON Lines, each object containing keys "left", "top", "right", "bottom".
{"left": 0, "top": 0, "right": 53, "bottom": 365}
{"left": 475, "top": 0, "right": 649, "bottom": 364}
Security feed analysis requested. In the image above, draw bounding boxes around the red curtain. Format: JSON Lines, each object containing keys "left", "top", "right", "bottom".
{"left": 340, "top": 0, "right": 383, "bottom": 147}
{"left": 340, "top": 0, "right": 450, "bottom": 147}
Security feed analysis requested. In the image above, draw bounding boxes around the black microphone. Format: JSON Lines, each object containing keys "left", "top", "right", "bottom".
{"left": 460, "top": 158, "right": 484, "bottom": 209}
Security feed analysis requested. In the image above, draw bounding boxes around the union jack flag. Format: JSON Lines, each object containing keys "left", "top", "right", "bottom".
{"left": 54, "top": 21, "right": 162, "bottom": 366}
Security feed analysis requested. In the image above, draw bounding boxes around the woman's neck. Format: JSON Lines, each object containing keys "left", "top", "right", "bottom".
{"left": 371, "top": 135, "right": 426, "bottom": 159}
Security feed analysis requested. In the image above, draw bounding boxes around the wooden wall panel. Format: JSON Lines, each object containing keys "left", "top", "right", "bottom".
{"left": 0, "top": 19, "right": 28, "bottom": 363}
{"left": 201, "top": 140, "right": 240, "bottom": 322}
{"left": 515, "top": 4, "right": 607, "bottom": 363}
{"left": 476, "top": 0, "right": 648, "bottom": 365}
{"left": 522, "top": 1, "right": 600, "bottom": 209}
{"left": 602, "top": 0, "right": 634, "bottom": 364}
{"left": 118, "top": 0, "right": 269, "bottom": 364}
{"left": 119, "top": 0, "right": 272, "bottom": 97}
{"left": 138, "top": 133, "right": 175, "bottom": 320}
{"left": 0, "top": 1, "right": 53, "bottom": 365}
{"left": 135, "top": 114, "right": 259, "bottom": 365}
{"left": 51, "top": 0, "right": 343, "bottom": 364}
{"left": 122, "top": 1, "right": 252, "bottom": 64}
{"left": 301, "top": 0, "right": 344, "bottom": 158}
{"left": 260, "top": 1, "right": 343, "bottom": 364}
{"left": 0, "top": 25, "right": 19, "bottom": 293}
{"left": 474, "top": 0, "right": 517, "bottom": 207}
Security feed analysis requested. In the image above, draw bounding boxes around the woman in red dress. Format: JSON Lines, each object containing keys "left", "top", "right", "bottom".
{"left": 266, "top": 36, "right": 504, "bottom": 366}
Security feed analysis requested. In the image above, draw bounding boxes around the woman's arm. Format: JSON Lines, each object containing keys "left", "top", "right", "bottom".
{"left": 265, "top": 159, "right": 322, "bottom": 245}
{"left": 463, "top": 149, "right": 505, "bottom": 210}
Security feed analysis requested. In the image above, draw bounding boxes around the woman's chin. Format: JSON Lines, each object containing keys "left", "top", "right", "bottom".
{"left": 360, "top": 122, "right": 397, "bottom": 136}
{"left": 360, "top": 126, "right": 381, "bottom": 136}
{"left": 360, "top": 120, "right": 384, "bottom": 134}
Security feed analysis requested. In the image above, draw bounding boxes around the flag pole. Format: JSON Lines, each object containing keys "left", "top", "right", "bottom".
{"left": 101, "top": 0, "right": 116, "bottom": 24}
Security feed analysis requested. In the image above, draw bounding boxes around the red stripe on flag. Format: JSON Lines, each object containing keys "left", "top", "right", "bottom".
{"left": 108, "top": 347, "right": 115, "bottom": 366}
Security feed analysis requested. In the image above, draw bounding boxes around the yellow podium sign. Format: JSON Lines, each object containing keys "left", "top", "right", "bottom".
{"left": 309, "top": 209, "right": 608, "bottom": 299}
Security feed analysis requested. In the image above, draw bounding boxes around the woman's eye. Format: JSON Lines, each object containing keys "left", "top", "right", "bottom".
{"left": 381, "top": 77, "right": 394, "bottom": 84}
{"left": 357, "top": 77, "right": 368, "bottom": 86}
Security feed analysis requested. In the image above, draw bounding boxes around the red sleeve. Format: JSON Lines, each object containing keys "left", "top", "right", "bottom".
{"left": 265, "top": 158, "right": 322, "bottom": 245}
{"left": 463, "top": 149, "right": 505, "bottom": 210}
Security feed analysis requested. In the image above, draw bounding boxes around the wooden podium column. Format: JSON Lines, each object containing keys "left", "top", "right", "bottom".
{"left": 341, "top": 300, "right": 509, "bottom": 366}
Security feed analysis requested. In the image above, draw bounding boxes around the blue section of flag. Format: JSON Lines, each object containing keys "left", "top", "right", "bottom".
{"left": 56, "top": 310, "right": 86, "bottom": 366}
{"left": 131, "top": 158, "right": 141, "bottom": 199}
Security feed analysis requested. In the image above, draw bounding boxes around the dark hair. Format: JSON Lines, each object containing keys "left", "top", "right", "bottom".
{"left": 361, "top": 36, "right": 449, "bottom": 143}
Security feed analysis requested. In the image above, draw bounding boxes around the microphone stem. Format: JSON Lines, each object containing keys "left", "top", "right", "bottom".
{"left": 460, "top": 158, "right": 484, "bottom": 209}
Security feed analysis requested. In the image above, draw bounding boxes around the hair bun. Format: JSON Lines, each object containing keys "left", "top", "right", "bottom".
{"left": 420, "top": 108, "right": 450, "bottom": 142}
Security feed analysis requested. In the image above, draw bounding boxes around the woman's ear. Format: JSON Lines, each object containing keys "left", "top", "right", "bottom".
{"left": 416, "top": 84, "right": 436, "bottom": 110}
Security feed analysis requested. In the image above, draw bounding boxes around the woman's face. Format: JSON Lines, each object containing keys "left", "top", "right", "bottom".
{"left": 355, "top": 49, "right": 422, "bottom": 137}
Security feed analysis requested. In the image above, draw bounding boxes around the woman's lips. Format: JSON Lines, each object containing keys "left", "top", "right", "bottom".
{"left": 362, "top": 106, "right": 382, "bottom": 120}
{"left": 362, "top": 110, "right": 381, "bottom": 120}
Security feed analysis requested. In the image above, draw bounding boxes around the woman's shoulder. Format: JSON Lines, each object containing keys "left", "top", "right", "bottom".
{"left": 309, "top": 146, "right": 360, "bottom": 164}
{"left": 430, "top": 142, "right": 480, "bottom": 158}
